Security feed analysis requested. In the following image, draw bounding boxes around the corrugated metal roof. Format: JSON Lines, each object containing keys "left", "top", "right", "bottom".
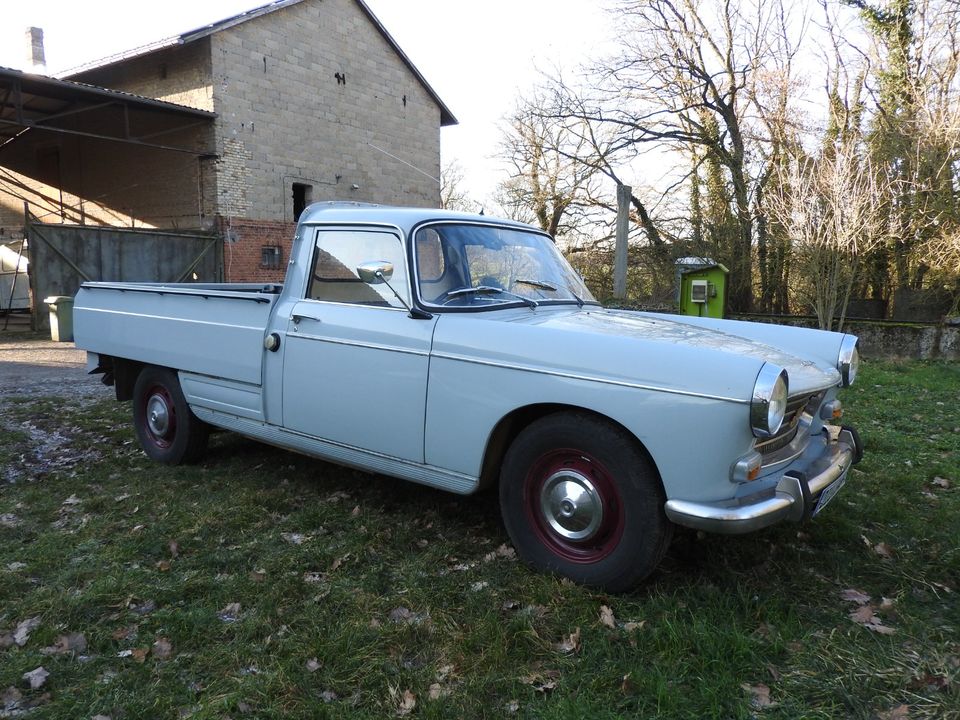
{"left": 59, "top": 0, "right": 457, "bottom": 126}
{"left": 0, "top": 65, "right": 216, "bottom": 155}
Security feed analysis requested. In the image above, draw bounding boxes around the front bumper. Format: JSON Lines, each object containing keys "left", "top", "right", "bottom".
{"left": 664, "top": 425, "right": 863, "bottom": 534}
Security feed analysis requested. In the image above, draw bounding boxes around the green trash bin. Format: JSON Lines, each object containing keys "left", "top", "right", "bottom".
{"left": 44, "top": 295, "right": 75, "bottom": 342}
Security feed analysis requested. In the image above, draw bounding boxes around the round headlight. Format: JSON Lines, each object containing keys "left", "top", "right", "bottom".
{"left": 838, "top": 336, "right": 859, "bottom": 387}
{"left": 751, "top": 364, "right": 789, "bottom": 438}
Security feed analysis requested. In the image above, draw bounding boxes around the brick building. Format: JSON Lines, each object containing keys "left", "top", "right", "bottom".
{"left": 0, "top": 0, "right": 455, "bottom": 284}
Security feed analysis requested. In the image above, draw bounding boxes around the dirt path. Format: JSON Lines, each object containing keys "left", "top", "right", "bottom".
{"left": 0, "top": 335, "right": 109, "bottom": 399}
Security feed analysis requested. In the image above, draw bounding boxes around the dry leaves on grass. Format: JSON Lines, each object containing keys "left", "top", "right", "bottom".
{"left": 521, "top": 668, "right": 561, "bottom": 694}
{"left": 249, "top": 568, "right": 267, "bottom": 582}
{"left": 599, "top": 605, "right": 616, "bottom": 629}
{"left": 482, "top": 544, "right": 517, "bottom": 562}
{"left": 742, "top": 682, "right": 775, "bottom": 709}
{"left": 932, "top": 477, "right": 950, "bottom": 489}
{"left": 389, "top": 686, "right": 416, "bottom": 717}
{"left": 841, "top": 588, "right": 898, "bottom": 634}
{"left": 877, "top": 704, "right": 910, "bottom": 719}
{"left": 554, "top": 627, "right": 581, "bottom": 654}
{"left": 13, "top": 617, "right": 41, "bottom": 647}
{"left": 388, "top": 607, "right": 431, "bottom": 627}
{"left": 40, "top": 633, "right": 86, "bottom": 656}
{"left": 219, "top": 603, "right": 242, "bottom": 622}
{"left": 305, "top": 658, "right": 321, "bottom": 673}
{"left": 22, "top": 667, "right": 49, "bottom": 690}
{"left": 152, "top": 638, "right": 174, "bottom": 660}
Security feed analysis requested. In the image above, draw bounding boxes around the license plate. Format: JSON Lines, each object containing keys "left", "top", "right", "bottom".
{"left": 813, "top": 470, "right": 848, "bottom": 517}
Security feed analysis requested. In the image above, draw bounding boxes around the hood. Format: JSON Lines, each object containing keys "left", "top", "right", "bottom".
{"left": 433, "top": 307, "right": 840, "bottom": 401}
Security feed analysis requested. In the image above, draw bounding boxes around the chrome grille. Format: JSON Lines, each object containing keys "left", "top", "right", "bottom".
{"left": 754, "top": 392, "right": 823, "bottom": 456}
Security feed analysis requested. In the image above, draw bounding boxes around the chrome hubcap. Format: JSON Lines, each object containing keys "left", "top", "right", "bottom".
{"left": 146, "top": 394, "right": 171, "bottom": 437}
{"left": 540, "top": 469, "right": 603, "bottom": 541}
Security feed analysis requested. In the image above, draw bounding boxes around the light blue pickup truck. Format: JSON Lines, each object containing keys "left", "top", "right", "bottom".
{"left": 74, "top": 203, "right": 863, "bottom": 591}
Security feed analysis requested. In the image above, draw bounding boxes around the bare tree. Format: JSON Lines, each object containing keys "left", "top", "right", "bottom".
{"left": 440, "top": 160, "right": 481, "bottom": 213}
{"left": 768, "top": 141, "right": 885, "bottom": 330}
{"left": 495, "top": 95, "right": 604, "bottom": 240}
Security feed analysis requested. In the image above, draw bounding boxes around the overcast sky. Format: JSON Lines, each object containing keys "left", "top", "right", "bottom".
{"left": 0, "top": 0, "right": 610, "bottom": 204}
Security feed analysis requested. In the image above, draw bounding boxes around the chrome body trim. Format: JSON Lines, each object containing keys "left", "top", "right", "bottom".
{"left": 285, "top": 333, "right": 430, "bottom": 357}
{"left": 750, "top": 363, "right": 788, "bottom": 437}
{"left": 838, "top": 335, "right": 859, "bottom": 387}
{"left": 664, "top": 426, "right": 858, "bottom": 534}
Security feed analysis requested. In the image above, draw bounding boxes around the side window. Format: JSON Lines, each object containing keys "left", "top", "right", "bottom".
{"left": 307, "top": 230, "right": 409, "bottom": 308}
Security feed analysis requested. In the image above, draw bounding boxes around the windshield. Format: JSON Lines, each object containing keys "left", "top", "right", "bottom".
{"left": 414, "top": 224, "right": 597, "bottom": 309}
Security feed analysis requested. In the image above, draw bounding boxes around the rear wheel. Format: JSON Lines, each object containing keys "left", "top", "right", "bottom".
{"left": 132, "top": 366, "right": 209, "bottom": 464}
{"left": 499, "top": 412, "right": 672, "bottom": 592}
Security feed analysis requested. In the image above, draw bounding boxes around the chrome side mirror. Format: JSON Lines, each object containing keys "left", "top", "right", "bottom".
{"left": 356, "top": 261, "right": 393, "bottom": 285}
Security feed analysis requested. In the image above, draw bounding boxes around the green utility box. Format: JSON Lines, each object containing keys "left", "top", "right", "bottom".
{"left": 676, "top": 258, "right": 728, "bottom": 318}
{"left": 44, "top": 295, "right": 75, "bottom": 342}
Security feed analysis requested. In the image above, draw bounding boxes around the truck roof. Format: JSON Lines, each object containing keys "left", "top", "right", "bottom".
{"left": 297, "top": 202, "right": 541, "bottom": 235}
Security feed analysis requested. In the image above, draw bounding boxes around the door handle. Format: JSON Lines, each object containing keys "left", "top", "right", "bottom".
{"left": 291, "top": 313, "right": 320, "bottom": 324}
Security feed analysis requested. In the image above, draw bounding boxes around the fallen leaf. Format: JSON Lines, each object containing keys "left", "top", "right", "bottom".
{"left": 879, "top": 597, "right": 896, "bottom": 612}
{"left": 849, "top": 605, "right": 896, "bottom": 634}
{"left": 351, "top": 505, "right": 361, "bottom": 517}
{"left": 92, "top": 715, "right": 112, "bottom": 720}
{"left": 874, "top": 542, "right": 895, "bottom": 559}
{"left": 22, "top": 667, "right": 49, "bottom": 690}
{"left": 505, "top": 699, "right": 520, "bottom": 713}
{"left": 40, "top": 633, "right": 87, "bottom": 656}
{"left": 219, "top": 603, "right": 242, "bottom": 622}
{"left": 877, "top": 704, "right": 910, "bottom": 719}
{"left": 436, "top": 664, "right": 455, "bottom": 681}
{"left": 281, "top": 532, "right": 308, "bottom": 545}
{"left": 6, "top": 562, "right": 27, "bottom": 571}
{"left": 427, "top": 683, "right": 446, "bottom": 701}
{"left": 393, "top": 688, "right": 416, "bottom": 717}
{"left": 850, "top": 605, "right": 877, "bottom": 624}
{"left": 555, "top": 627, "right": 581, "bottom": 654}
{"left": 155, "top": 560, "right": 171, "bottom": 572}
{"left": 470, "top": 581, "right": 489, "bottom": 592}
{"left": 502, "top": 600, "right": 521, "bottom": 611}
{"left": 13, "top": 617, "right": 41, "bottom": 647}
{"left": 908, "top": 672, "right": 951, "bottom": 692}
{"left": 0, "top": 633, "right": 14, "bottom": 649}
{"left": 521, "top": 668, "right": 561, "bottom": 693}
{"left": 302, "top": 571, "right": 324, "bottom": 583}
{"left": 112, "top": 626, "right": 137, "bottom": 641}
{"left": 152, "top": 638, "right": 173, "bottom": 660}
{"left": 623, "top": 620, "right": 646, "bottom": 633}
{"left": 319, "top": 690, "right": 338, "bottom": 703}
{"left": 329, "top": 554, "right": 349, "bottom": 572}
{"left": 62, "top": 494, "right": 81, "bottom": 506}
{"left": 388, "top": 607, "right": 429, "bottom": 626}
{"left": 249, "top": 568, "right": 267, "bottom": 582}
{"left": 306, "top": 658, "right": 321, "bottom": 673}
{"left": 742, "top": 682, "right": 774, "bottom": 709}
{"left": 840, "top": 589, "right": 871, "bottom": 605}
{"left": 168, "top": 540, "right": 180, "bottom": 559}
{"left": 131, "top": 648, "right": 149, "bottom": 663}
{"left": 0, "top": 514, "right": 20, "bottom": 528}
{"left": 600, "top": 605, "right": 616, "bottom": 629}
{"left": 621, "top": 672, "right": 635, "bottom": 695}
{"left": 932, "top": 477, "right": 950, "bottom": 489}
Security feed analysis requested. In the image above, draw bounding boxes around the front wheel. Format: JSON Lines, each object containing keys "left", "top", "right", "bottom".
{"left": 499, "top": 412, "right": 672, "bottom": 592}
{"left": 132, "top": 366, "right": 209, "bottom": 465}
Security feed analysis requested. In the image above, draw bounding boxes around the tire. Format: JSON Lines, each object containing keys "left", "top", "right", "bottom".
{"left": 132, "top": 366, "right": 209, "bottom": 465}
{"left": 499, "top": 412, "right": 673, "bottom": 592}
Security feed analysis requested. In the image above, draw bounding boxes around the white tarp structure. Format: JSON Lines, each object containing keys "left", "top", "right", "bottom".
{"left": 1, "top": 241, "right": 29, "bottom": 311}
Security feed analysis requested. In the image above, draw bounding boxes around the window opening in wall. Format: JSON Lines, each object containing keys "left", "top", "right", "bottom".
{"left": 293, "top": 183, "right": 313, "bottom": 221}
{"left": 261, "top": 245, "right": 282, "bottom": 269}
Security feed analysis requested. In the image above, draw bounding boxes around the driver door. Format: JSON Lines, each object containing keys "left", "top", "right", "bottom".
{"left": 281, "top": 227, "right": 436, "bottom": 463}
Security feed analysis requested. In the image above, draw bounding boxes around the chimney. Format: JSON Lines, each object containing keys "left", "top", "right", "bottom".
{"left": 26, "top": 27, "right": 46, "bottom": 71}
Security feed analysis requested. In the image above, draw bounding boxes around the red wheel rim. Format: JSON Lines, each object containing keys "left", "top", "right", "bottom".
{"left": 142, "top": 384, "right": 176, "bottom": 449}
{"left": 522, "top": 448, "right": 624, "bottom": 564}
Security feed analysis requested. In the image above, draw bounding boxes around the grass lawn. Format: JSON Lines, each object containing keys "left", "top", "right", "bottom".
{"left": 1, "top": 360, "right": 958, "bottom": 719}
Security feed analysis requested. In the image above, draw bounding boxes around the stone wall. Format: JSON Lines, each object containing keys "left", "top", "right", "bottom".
{"left": 209, "top": 0, "right": 442, "bottom": 225}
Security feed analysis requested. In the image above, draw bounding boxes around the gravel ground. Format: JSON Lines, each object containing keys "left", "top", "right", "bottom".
{"left": 0, "top": 334, "right": 110, "bottom": 400}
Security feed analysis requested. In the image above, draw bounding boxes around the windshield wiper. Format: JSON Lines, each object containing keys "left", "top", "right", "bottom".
{"left": 516, "top": 278, "right": 585, "bottom": 307}
{"left": 514, "top": 278, "right": 558, "bottom": 291}
{"left": 444, "top": 285, "right": 538, "bottom": 308}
